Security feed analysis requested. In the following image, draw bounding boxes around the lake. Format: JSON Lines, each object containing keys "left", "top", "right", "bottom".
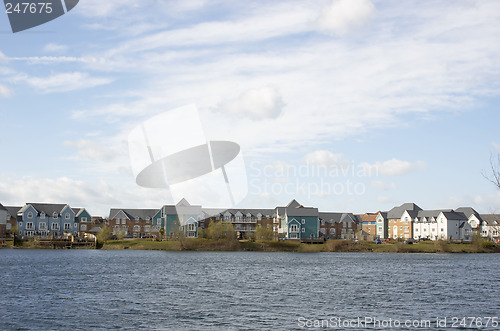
{"left": 0, "top": 250, "right": 499, "bottom": 330}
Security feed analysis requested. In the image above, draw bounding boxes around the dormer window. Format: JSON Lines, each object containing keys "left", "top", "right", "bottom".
{"left": 53, "top": 212, "right": 58, "bottom": 219}
{"left": 40, "top": 212, "right": 45, "bottom": 219}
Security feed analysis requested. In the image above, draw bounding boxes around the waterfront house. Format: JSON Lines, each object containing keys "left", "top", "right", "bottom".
{"left": 72, "top": 208, "right": 92, "bottom": 236}
{"left": 375, "top": 211, "right": 388, "bottom": 239}
{"left": 17, "top": 203, "right": 78, "bottom": 237}
{"left": 159, "top": 199, "right": 203, "bottom": 238}
{"left": 435, "top": 211, "right": 471, "bottom": 241}
{"left": 455, "top": 207, "right": 483, "bottom": 233}
{"left": 319, "top": 212, "right": 343, "bottom": 239}
{"left": 387, "top": 203, "right": 422, "bottom": 239}
{"left": 4, "top": 206, "right": 21, "bottom": 235}
{"left": 358, "top": 213, "right": 377, "bottom": 240}
{"left": 276, "top": 200, "right": 319, "bottom": 240}
{"left": 0, "top": 203, "right": 7, "bottom": 238}
{"left": 109, "top": 208, "right": 161, "bottom": 238}
{"left": 479, "top": 214, "right": 500, "bottom": 242}
{"left": 413, "top": 210, "right": 450, "bottom": 240}
{"left": 206, "top": 208, "right": 275, "bottom": 239}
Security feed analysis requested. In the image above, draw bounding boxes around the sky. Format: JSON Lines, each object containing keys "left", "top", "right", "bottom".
{"left": 1, "top": 0, "right": 500, "bottom": 217}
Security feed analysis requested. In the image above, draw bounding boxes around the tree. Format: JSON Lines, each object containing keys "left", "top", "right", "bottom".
{"left": 483, "top": 153, "right": 500, "bottom": 190}
{"left": 96, "top": 225, "right": 112, "bottom": 248}
{"left": 254, "top": 225, "right": 274, "bottom": 241}
{"left": 206, "top": 221, "right": 236, "bottom": 241}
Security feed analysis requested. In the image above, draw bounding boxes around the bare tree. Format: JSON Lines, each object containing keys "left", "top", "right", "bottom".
{"left": 483, "top": 154, "right": 500, "bottom": 189}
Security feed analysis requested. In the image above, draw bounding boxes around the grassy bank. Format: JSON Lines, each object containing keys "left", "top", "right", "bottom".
{"left": 3, "top": 238, "right": 500, "bottom": 253}
{"left": 101, "top": 238, "right": 500, "bottom": 253}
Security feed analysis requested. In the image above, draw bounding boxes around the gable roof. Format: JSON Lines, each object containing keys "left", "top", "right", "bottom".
{"left": 417, "top": 209, "right": 452, "bottom": 219}
{"left": 440, "top": 211, "right": 468, "bottom": 221}
{"left": 286, "top": 199, "right": 302, "bottom": 208}
{"left": 319, "top": 212, "right": 358, "bottom": 224}
{"left": 5, "top": 206, "right": 21, "bottom": 217}
{"left": 285, "top": 206, "right": 318, "bottom": 217}
{"left": 455, "top": 207, "right": 482, "bottom": 220}
{"left": 387, "top": 203, "right": 422, "bottom": 219}
{"left": 22, "top": 203, "right": 69, "bottom": 216}
{"left": 479, "top": 214, "right": 500, "bottom": 225}
{"left": 0, "top": 203, "right": 6, "bottom": 211}
{"left": 109, "top": 208, "right": 160, "bottom": 220}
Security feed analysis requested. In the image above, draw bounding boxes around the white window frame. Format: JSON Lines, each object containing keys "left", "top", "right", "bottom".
{"left": 26, "top": 222, "right": 34, "bottom": 230}
{"left": 53, "top": 212, "right": 58, "bottom": 219}
{"left": 27, "top": 212, "right": 33, "bottom": 219}
{"left": 81, "top": 224, "right": 87, "bottom": 231}
{"left": 65, "top": 213, "right": 70, "bottom": 220}
{"left": 64, "top": 223, "right": 71, "bottom": 231}
{"left": 51, "top": 223, "right": 59, "bottom": 230}
{"left": 301, "top": 219, "right": 305, "bottom": 224}
{"left": 39, "top": 222, "right": 47, "bottom": 230}
{"left": 81, "top": 217, "right": 87, "bottom": 223}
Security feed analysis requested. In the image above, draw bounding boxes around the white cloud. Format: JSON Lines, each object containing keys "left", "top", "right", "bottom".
{"left": 63, "top": 139, "right": 122, "bottom": 163}
{"left": 43, "top": 43, "right": 68, "bottom": 53}
{"left": 0, "top": 176, "right": 171, "bottom": 217}
{"left": 361, "top": 159, "right": 427, "bottom": 176}
{"left": 370, "top": 181, "right": 397, "bottom": 190}
{"left": 316, "top": 0, "right": 376, "bottom": 36}
{"left": 18, "top": 72, "right": 112, "bottom": 93}
{"left": 304, "top": 150, "right": 348, "bottom": 167}
{"left": 214, "top": 87, "right": 284, "bottom": 120}
{"left": 0, "top": 84, "right": 12, "bottom": 98}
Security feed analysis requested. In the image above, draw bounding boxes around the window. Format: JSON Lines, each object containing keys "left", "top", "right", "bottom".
{"left": 19, "top": 222, "right": 23, "bottom": 228}
{"left": 65, "top": 213, "right": 70, "bottom": 220}
{"left": 74, "top": 223, "right": 78, "bottom": 229}
{"left": 26, "top": 222, "right": 34, "bottom": 230}
{"left": 301, "top": 219, "right": 305, "bottom": 224}
{"left": 53, "top": 212, "right": 58, "bottom": 219}
{"left": 64, "top": 223, "right": 71, "bottom": 230}
{"left": 81, "top": 224, "right": 87, "bottom": 231}
{"left": 81, "top": 217, "right": 87, "bottom": 223}
{"left": 400, "top": 226, "right": 403, "bottom": 230}
{"left": 441, "top": 228, "right": 444, "bottom": 232}
{"left": 133, "top": 225, "right": 140, "bottom": 232}
{"left": 116, "top": 219, "right": 120, "bottom": 225}
{"left": 39, "top": 222, "right": 47, "bottom": 230}
{"left": 51, "top": 223, "right": 59, "bottom": 230}
{"left": 40, "top": 212, "right": 45, "bottom": 219}
{"left": 144, "top": 225, "right": 151, "bottom": 232}
{"left": 290, "top": 224, "right": 299, "bottom": 233}
{"left": 188, "top": 224, "right": 195, "bottom": 231}
{"left": 122, "top": 219, "right": 127, "bottom": 225}
{"left": 302, "top": 228, "right": 305, "bottom": 233}
{"left": 27, "top": 212, "right": 33, "bottom": 219}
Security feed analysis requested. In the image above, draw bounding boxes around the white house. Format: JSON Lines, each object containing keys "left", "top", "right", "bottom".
{"left": 479, "top": 214, "right": 500, "bottom": 242}
{"left": 455, "top": 207, "right": 483, "bottom": 233}
{"left": 436, "top": 211, "right": 472, "bottom": 241}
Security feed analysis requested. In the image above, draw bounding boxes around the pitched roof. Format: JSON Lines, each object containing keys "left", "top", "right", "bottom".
{"left": 72, "top": 208, "right": 89, "bottom": 218}
{"left": 109, "top": 208, "right": 159, "bottom": 220}
{"left": 319, "top": 212, "right": 358, "bottom": 224}
{"left": 24, "top": 203, "right": 68, "bottom": 216}
{"left": 5, "top": 206, "right": 21, "bottom": 217}
{"left": 479, "top": 214, "right": 500, "bottom": 225}
{"left": 455, "top": 207, "right": 482, "bottom": 220}
{"left": 286, "top": 199, "right": 302, "bottom": 208}
{"left": 0, "top": 203, "right": 6, "bottom": 211}
{"left": 285, "top": 207, "right": 318, "bottom": 217}
{"left": 417, "top": 209, "right": 452, "bottom": 219}
{"left": 440, "top": 211, "right": 468, "bottom": 221}
{"left": 387, "top": 203, "right": 422, "bottom": 219}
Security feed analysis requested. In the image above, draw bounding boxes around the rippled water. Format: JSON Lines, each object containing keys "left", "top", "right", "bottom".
{"left": 0, "top": 250, "right": 499, "bottom": 330}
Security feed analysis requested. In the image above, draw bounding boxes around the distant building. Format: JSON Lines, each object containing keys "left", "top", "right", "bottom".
{"left": 375, "top": 211, "right": 388, "bottom": 239}
{"left": 17, "top": 203, "right": 80, "bottom": 237}
{"left": 0, "top": 203, "right": 7, "bottom": 238}
{"left": 108, "top": 208, "right": 161, "bottom": 238}
{"left": 387, "top": 203, "right": 422, "bottom": 239}
{"left": 479, "top": 214, "right": 500, "bottom": 242}
{"left": 276, "top": 200, "right": 319, "bottom": 240}
{"left": 4, "top": 206, "right": 21, "bottom": 235}
{"left": 358, "top": 213, "right": 378, "bottom": 239}
{"left": 319, "top": 212, "right": 359, "bottom": 239}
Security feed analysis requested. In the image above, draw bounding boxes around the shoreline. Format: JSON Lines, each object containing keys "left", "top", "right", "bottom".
{"left": 3, "top": 239, "right": 500, "bottom": 253}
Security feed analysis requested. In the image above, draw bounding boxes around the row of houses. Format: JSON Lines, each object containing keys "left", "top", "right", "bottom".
{"left": 1, "top": 200, "right": 499, "bottom": 242}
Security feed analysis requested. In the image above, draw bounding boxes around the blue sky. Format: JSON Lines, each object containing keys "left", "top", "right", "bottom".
{"left": 1, "top": 0, "right": 500, "bottom": 216}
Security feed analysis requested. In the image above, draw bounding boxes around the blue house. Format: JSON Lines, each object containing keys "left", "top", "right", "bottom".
{"left": 160, "top": 199, "right": 202, "bottom": 238}
{"left": 276, "top": 200, "right": 319, "bottom": 240}
{"left": 17, "top": 203, "right": 77, "bottom": 237}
